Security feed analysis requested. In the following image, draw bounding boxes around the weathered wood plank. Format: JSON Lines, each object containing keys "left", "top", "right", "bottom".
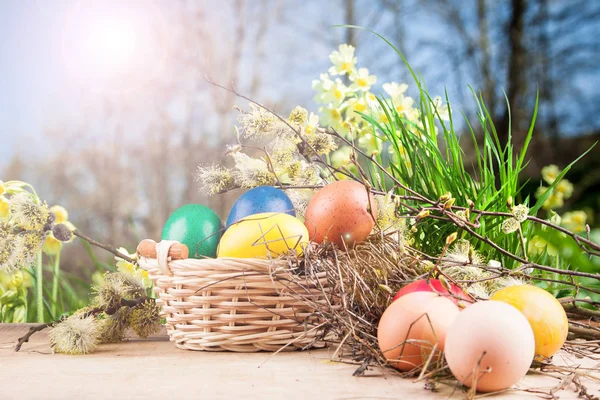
{"left": 0, "top": 324, "right": 598, "bottom": 400}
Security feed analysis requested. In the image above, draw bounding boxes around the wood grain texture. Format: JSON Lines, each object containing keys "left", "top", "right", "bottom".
{"left": 0, "top": 324, "right": 598, "bottom": 400}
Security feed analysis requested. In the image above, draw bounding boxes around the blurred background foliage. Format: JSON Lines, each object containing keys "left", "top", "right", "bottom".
{"left": 1, "top": 0, "right": 599, "bottom": 297}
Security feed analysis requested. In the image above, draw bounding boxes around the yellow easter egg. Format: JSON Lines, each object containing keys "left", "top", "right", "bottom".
{"left": 491, "top": 284, "right": 568, "bottom": 358}
{"left": 217, "top": 212, "right": 308, "bottom": 258}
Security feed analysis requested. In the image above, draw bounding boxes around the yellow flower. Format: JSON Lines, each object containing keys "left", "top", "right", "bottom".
{"left": 330, "top": 146, "right": 352, "bottom": 168}
{"left": 542, "top": 192, "right": 564, "bottom": 210}
{"left": 0, "top": 181, "right": 5, "bottom": 196}
{"left": 541, "top": 164, "right": 560, "bottom": 184}
{"left": 319, "top": 104, "right": 343, "bottom": 127}
{"left": 433, "top": 96, "right": 450, "bottom": 121}
{"left": 328, "top": 44, "right": 357, "bottom": 76}
{"left": 345, "top": 97, "right": 369, "bottom": 122}
{"left": 0, "top": 196, "right": 8, "bottom": 219}
{"left": 562, "top": 211, "right": 587, "bottom": 233}
{"left": 555, "top": 180, "right": 574, "bottom": 199}
{"left": 50, "top": 205, "right": 69, "bottom": 224}
{"left": 114, "top": 248, "right": 151, "bottom": 289}
{"left": 43, "top": 233, "right": 62, "bottom": 255}
{"left": 393, "top": 95, "right": 415, "bottom": 116}
{"left": 535, "top": 186, "right": 549, "bottom": 199}
{"left": 117, "top": 260, "right": 151, "bottom": 289}
{"left": 313, "top": 75, "right": 348, "bottom": 107}
{"left": 528, "top": 235, "right": 558, "bottom": 257}
{"left": 303, "top": 113, "right": 320, "bottom": 136}
{"left": 349, "top": 68, "right": 377, "bottom": 92}
{"left": 358, "top": 132, "right": 382, "bottom": 155}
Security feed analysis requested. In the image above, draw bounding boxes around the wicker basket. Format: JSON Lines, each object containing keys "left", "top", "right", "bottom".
{"left": 138, "top": 240, "right": 333, "bottom": 352}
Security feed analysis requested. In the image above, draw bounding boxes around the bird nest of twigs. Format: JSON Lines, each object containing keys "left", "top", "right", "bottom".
{"left": 279, "top": 231, "right": 600, "bottom": 399}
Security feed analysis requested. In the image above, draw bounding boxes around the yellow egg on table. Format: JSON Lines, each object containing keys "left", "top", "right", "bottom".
{"left": 217, "top": 212, "right": 309, "bottom": 258}
{"left": 490, "top": 284, "right": 568, "bottom": 358}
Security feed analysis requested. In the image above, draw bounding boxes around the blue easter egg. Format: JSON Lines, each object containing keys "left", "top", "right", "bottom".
{"left": 226, "top": 186, "right": 295, "bottom": 227}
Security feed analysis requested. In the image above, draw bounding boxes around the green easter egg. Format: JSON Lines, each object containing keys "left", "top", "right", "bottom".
{"left": 161, "top": 204, "right": 222, "bottom": 258}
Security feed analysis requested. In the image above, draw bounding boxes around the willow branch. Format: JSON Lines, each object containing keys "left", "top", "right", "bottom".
{"left": 72, "top": 230, "right": 135, "bottom": 263}
{"left": 470, "top": 210, "right": 600, "bottom": 256}
{"left": 14, "top": 298, "right": 153, "bottom": 352}
{"left": 14, "top": 307, "right": 102, "bottom": 352}
{"left": 327, "top": 128, "right": 433, "bottom": 204}
{"left": 14, "top": 321, "right": 58, "bottom": 352}
{"left": 205, "top": 76, "right": 340, "bottom": 180}
{"left": 456, "top": 223, "right": 600, "bottom": 280}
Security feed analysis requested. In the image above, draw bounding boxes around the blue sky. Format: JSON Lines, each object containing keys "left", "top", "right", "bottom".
{"left": 0, "top": 2, "right": 68, "bottom": 160}
{"left": 1, "top": 0, "right": 598, "bottom": 170}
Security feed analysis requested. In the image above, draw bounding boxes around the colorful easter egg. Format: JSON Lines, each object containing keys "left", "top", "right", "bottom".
{"left": 393, "top": 279, "right": 472, "bottom": 306}
{"left": 218, "top": 212, "right": 308, "bottom": 258}
{"left": 161, "top": 204, "right": 222, "bottom": 258}
{"left": 226, "top": 186, "right": 295, "bottom": 227}
{"left": 304, "top": 180, "right": 376, "bottom": 248}
{"left": 491, "top": 284, "right": 568, "bottom": 358}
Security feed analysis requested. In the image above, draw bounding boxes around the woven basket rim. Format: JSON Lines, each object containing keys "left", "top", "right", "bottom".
{"left": 137, "top": 241, "right": 334, "bottom": 352}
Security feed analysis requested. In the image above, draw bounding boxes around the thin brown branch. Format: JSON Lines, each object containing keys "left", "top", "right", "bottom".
{"left": 568, "top": 324, "right": 600, "bottom": 341}
{"left": 72, "top": 230, "right": 135, "bottom": 263}
{"left": 14, "top": 306, "right": 103, "bottom": 352}
{"left": 205, "top": 77, "right": 340, "bottom": 180}
{"left": 14, "top": 321, "right": 57, "bottom": 352}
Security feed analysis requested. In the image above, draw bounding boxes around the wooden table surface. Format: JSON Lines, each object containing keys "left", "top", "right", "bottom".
{"left": 1, "top": 324, "right": 598, "bottom": 400}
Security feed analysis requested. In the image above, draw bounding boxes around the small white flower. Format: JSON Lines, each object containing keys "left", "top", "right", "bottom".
{"left": 349, "top": 68, "right": 377, "bottom": 92}
{"left": 391, "top": 95, "right": 415, "bottom": 117}
{"left": 344, "top": 96, "right": 369, "bottom": 121}
{"left": 313, "top": 75, "right": 348, "bottom": 107}
{"left": 318, "top": 104, "right": 344, "bottom": 128}
{"left": 541, "top": 165, "right": 560, "bottom": 184}
{"left": 328, "top": 44, "right": 357, "bottom": 76}
{"left": 383, "top": 82, "right": 408, "bottom": 98}
{"left": 365, "top": 92, "right": 379, "bottom": 107}
{"left": 433, "top": 96, "right": 450, "bottom": 121}
{"left": 304, "top": 113, "right": 320, "bottom": 136}
{"left": 357, "top": 132, "right": 380, "bottom": 155}
{"left": 312, "top": 73, "right": 334, "bottom": 104}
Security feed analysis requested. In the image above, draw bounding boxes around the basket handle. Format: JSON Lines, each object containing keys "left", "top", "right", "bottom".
{"left": 156, "top": 240, "right": 179, "bottom": 276}
{"left": 137, "top": 239, "right": 189, "bottom": 276}
{"left": 137, "top": 239, "right": 189, "bottom": 260}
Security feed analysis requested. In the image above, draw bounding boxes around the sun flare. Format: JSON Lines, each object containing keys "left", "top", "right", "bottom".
{"left": 61, "top": 1, "right": 164, "bottom": 93}
{"left": 85, "top": 19, "right": 137, "bottom": 71}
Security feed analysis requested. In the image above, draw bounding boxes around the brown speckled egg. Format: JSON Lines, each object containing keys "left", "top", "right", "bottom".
{"left": 304, "top": 180, "right": 377, "bottom": 248}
